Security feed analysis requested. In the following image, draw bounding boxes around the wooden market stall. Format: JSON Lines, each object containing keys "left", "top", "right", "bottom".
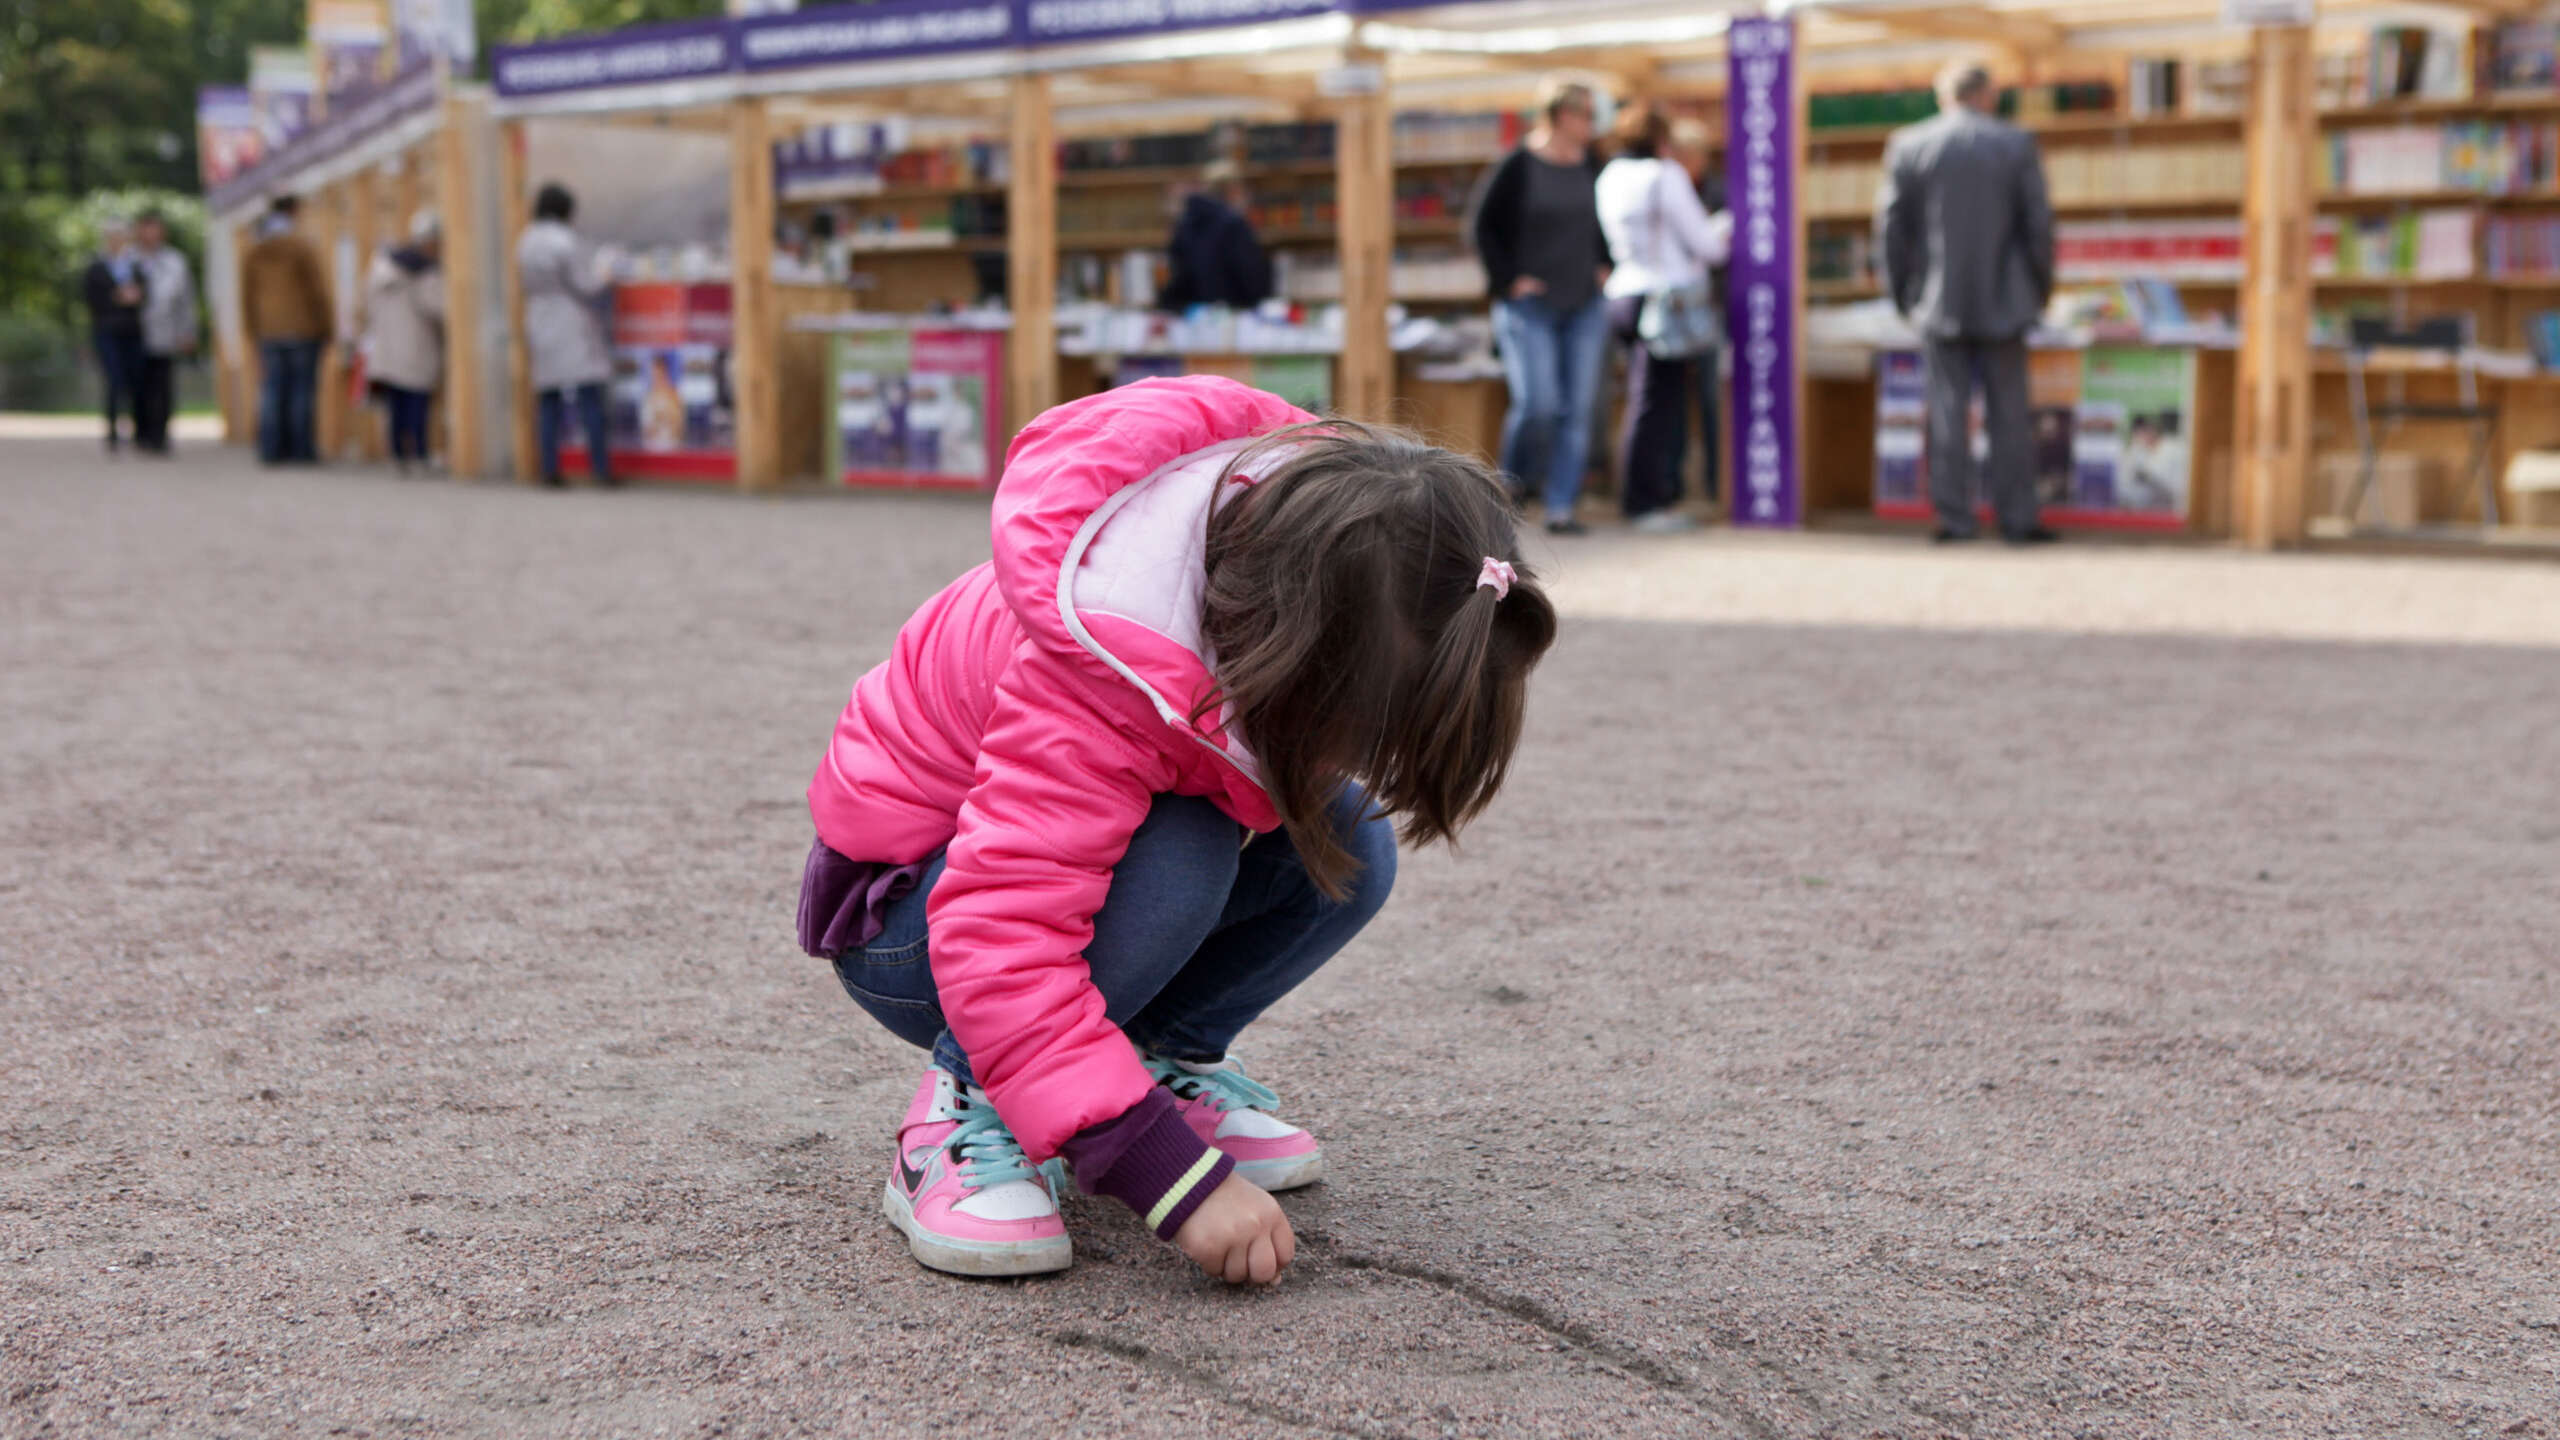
{"left": 206, "top": 61, "right": 510, "bottom": 479}
{"left": 480, "top": 0, "right": 2560, "bottom": 544}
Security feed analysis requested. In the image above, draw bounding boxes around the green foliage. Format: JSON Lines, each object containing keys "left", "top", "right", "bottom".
{"left": 473, "top": 0, "right": 723, "bottom": 48}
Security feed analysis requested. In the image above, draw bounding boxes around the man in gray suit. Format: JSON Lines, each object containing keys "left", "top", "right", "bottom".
{"left": 1878, "top": 61, "right": 2058, "bottom": 543}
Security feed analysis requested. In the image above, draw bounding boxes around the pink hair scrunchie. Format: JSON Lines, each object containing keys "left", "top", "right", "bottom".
{"left": 1476, "top": 557, "right": 1516, "bottom": 600}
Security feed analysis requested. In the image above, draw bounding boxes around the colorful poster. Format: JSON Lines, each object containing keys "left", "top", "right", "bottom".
{"left": 1725, "top": 15, "right": 1801, "bottom": 528}
{"left": 197, "top": 87, "right": 265, "bottom": 191}
{"left": 390, "top": 0, "right": 476, "bottom": 73}
{"left": 2028, "top": 348, "right": 2082, "bottom": 507}
{"left": 1874, "top": 350, "right": 1926, "bottom": 507}
{"left": 566, "top": 283, "right": 735, "bottom": 481}
{"left": 309, "top": 0, "right": 391, "bottom": 107}
{"left": 2078, "top": 348, "right": 2194, "bottom": 517}
{"left": 1871, "top": 347, "right": 2195, "bottom": 531}
{"left": 249, "top": 46, "right": 317, "bottom": 150}
{"left": 829, "top": 330, "right": 1004, "bottom": 490}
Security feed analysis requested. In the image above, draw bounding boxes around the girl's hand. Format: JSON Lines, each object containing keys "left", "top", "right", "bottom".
{"left": 1172, "top": 1172, "right": 1296, "bottom": 1284}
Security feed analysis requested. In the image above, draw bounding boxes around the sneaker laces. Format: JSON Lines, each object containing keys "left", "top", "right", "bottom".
{"left": 1143, "top": 1054, "right": 1279, "bottom": 1115}
{"left": 942, "top": 1092, "right": 1038, "bottom": 1191}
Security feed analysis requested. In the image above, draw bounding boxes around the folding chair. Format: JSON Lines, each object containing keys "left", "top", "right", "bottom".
{"left": 2341, "top": 316, "right": 2499, "bottom": 529}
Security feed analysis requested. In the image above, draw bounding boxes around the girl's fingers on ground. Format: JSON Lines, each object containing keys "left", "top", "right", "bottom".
{"left": 1249, "top": 1234, "right": 1279, "bottom": 1285}
{"left": 1223, "top": 1242, "right": 1252, "bottom": 1286}
{"left": 1274, "top": 1219, "right": 1296, "bottom": 1271}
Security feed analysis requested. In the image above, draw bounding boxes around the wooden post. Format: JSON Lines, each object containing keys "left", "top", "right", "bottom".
{"left": 1007, "top": 72, "right": 1059, "bottom": 438}
{"left": 2235, "top": 23, "right": 2315, "bottom": 549}
{"left": 1332, "top": 50, "right": 1394, "bottom": 423}
{"left": 730, "top": 95, "right": 782, "bottom": 490}
{"left": 310, "top": 183, "right": 348, "bottom": 461}
{"left": 351, "top": 166, "right": 384, "bottom": 460}
{"left": 497, "top": 118, "right": 537, "bottom": 483}
{"left": 220, "top": 220, "right": 254, "bottom": 445}
{"left": 439, "top": 91, "right": 490, "bottom": 479}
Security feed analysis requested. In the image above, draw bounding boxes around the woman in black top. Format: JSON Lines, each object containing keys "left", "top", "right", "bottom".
{"left": 1468, "top": 76, "right": 1613, "bottom": 535}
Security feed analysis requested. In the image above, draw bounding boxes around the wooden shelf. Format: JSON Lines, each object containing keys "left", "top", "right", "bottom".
{"left": 1810, "top": 194, "right": 2242, "bottom": 223}
{"left": 2312, "top": 274, "right": 2495, "bottom": 288}
{"left": 2320, "top": 189, "right": 2560, "bottom": 207}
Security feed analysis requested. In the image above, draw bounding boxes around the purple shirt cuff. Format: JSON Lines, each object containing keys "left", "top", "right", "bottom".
{"left": 1059, "top": 1087, "right": 1233, "bottom": 1241}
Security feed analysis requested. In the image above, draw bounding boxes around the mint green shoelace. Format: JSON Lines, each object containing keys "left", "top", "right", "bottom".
{"left": 943, "top": 1102, "right": 1038, "bottom": 1190}
{"left": 1144, "top": 1056, "right": 1279, "bottom": 1115}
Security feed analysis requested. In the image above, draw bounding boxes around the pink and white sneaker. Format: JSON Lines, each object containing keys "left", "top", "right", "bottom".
{"left": 1145, "top": 1054, "right": 1327, "bottom": 1192}
{"left": 882, "top": 1065, "right": 1071, "bottom": 1277}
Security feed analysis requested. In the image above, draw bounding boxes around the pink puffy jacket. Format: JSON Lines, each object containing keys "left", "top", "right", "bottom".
{"left": 807, "top": 376, "right": 1312, "bottom": 1160}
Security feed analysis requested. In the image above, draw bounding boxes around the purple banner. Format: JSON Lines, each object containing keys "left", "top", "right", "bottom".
{"left": 1725, "top": 14, "right": 1801, "bottom": 528}
{"left": 491, "top": 16, "right": 733, "bottom": 98}
{"left": 741, "top": 0, "right": 1015, "bottom": 70}
{"left": 208, "top": 61, "right": 441, "bottom": 213}
{"left": 1019, "top": 0, "right": 1334, "bottom": 47}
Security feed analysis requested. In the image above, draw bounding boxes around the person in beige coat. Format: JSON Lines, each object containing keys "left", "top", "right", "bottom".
{"left": 365, "top": 210, "right": 446, "bottom": 474}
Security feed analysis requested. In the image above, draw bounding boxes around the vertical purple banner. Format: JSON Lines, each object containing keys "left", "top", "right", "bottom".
{"left": 1725, "top": 15, "right": 1800, "bottom": 528}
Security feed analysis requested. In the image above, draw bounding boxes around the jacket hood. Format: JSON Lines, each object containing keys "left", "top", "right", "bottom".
{"left": 989, "top": 375, "right": 1311, "bottom": 826}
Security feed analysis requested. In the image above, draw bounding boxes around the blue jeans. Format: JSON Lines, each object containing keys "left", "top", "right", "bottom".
{"left": 380, "top": 385, "right": 432, "bottom": 463}
{"left": 257, "top": 340, "right": 321, "bottom": 463}
{"left": 1692, "top": 342, "right": 1722, "bottom": 504}
{"left": 537, "top": 382, "right": 611, "bottom": 483}
{"left": 833, "top": 789, "right": 1396, "bottom": 1082}
{"left": 1492, "top": 293, "right": 1610, "bottom": 522}
{"left": 94, "top": 332, "right": 142, "bottom": 448}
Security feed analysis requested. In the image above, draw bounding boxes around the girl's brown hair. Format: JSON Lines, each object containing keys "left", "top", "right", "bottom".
{"left": 1197, "top": 421, "right": 1559, "bottom": 898}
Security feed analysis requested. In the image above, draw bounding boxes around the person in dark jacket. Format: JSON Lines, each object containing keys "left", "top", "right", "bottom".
{"left": 1878, "top": 60, "right": 2058, "bottom": 544}
{"left": 1158, "top": 161, "right": 1271, "bottom": 312}
{"left": 81, "top": 220, "right": 147, "bottom": 455}
{"left": 1468, "top": 75, "right": 1613, "bottom": 535}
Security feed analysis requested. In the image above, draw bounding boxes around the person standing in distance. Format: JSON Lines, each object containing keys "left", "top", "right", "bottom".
{"left": 241, "top": 196, "right": 334, "bottom": 465}
{"left": 133, "top": 209, "right": 201, "bottom": 458}
{"left": 1877, "top": 61, "right": 2058, "bottom": 544}
{"left": 81, "top": 219, "right": 147, "bottom": 456}
{"left": 517, "top": 183, "right": 618, "bottom": 489}
{"left": 1469, "top": 75, "right": 1613, "bottom": 536}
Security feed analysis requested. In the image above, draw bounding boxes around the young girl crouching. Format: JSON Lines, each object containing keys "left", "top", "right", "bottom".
{"left": 798, "top": 376, "right": 1556, "bottom": 1284}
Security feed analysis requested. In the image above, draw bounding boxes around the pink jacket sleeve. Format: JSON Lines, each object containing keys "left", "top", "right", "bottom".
{"left": 924, "top": 640, "right": 1174, "bottom": 1161}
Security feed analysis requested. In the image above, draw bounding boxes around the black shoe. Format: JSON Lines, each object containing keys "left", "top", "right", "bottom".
{"left": 1931, "top": 526, "right": 1973, "bottom": 544}
{"left": 541, "top": 474, "right": 568, "bottom": 489}
{"left": 594, "top": 472, "right": 623, "bottom": 490}
{"left": 2004, "top": 525, "right": 2061, "bottom": 545}
{"left": 1545, "top": 518, "right": 1590, "bottom": 537}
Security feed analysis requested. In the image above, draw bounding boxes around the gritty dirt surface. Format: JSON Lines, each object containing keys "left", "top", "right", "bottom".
{"left": 5, "top": 439, "right": 2559, "bottom": 1439}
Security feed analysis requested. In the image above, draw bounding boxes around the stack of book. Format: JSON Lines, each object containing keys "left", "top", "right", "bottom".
{"left": 2314, "top": 209, "right": 2480, "bottom": 279}
{"left": 1392, "top": 111, "right": 1522, "bottom": 164}
{"left": 2487, "top": 215, "right": 2560, "bottom": 277}
{"left": 2323, "top": 122, "right": 2560, "bottom": 195}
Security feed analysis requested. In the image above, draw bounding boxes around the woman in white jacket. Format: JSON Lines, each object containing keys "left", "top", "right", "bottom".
{"left": 365, "top": 210, "right": 445, "bottom": 474}
{"left": 516, "top": 183, "right": 618, "bottom": 488}
{"left": 1596, "top": 104, "right": 1731, "bottom": 532}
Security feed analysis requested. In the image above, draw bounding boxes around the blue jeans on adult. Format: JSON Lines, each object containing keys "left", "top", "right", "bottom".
{"left": 379, "top": 385, "right": 432, "bottom": 465}
{"left": 1692, "top": 342, "right": 1723, "bottom": 505}
{"left": 834, "top": 788, "right": 1397, "bottom": 1081}
{"left": 257, "top": 340, "right": 321, "bottom": 464}
{"left": 93, "top": 332, "right": 142, "bottom": 450}
{"left": 1492, "top": 292, "right": 1609, "bottom": 523}
{"left": 537, "top": 382, "right": 612, "bottom": 484}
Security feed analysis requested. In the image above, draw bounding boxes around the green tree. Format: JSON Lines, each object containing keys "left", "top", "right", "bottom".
{"left": 473, "top": 0, "right": 722, "bottom": 49}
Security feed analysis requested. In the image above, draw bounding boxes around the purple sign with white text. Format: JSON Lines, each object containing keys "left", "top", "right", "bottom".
{"left": 1724, "top": 14, "right": 1801, "bottom": 528}
{"left": 1019, "top": 0, "right": 1334, "bottom": 47}
{"left": 740, "top": 0, "right": 1015, "bottom": 70}
{"left": 491, "top": 16, "right": 733, "bottom": 98}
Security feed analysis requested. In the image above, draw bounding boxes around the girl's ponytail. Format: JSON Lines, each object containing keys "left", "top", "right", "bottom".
{"left": 1200, "top": 423, "right": 1557, "bottom": 897}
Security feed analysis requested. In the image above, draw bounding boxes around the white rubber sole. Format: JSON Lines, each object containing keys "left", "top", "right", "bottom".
{"left": 1232, "top": 1149, "right": 1326, "bottom": 1193}
{"left": 882, "top": 1179, "right": 1072, "bottom": 1277}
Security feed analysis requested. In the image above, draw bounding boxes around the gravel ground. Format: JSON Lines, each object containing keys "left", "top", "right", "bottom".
{"left": 5, "top": 440, "right": 2558, "bottom": 1439}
